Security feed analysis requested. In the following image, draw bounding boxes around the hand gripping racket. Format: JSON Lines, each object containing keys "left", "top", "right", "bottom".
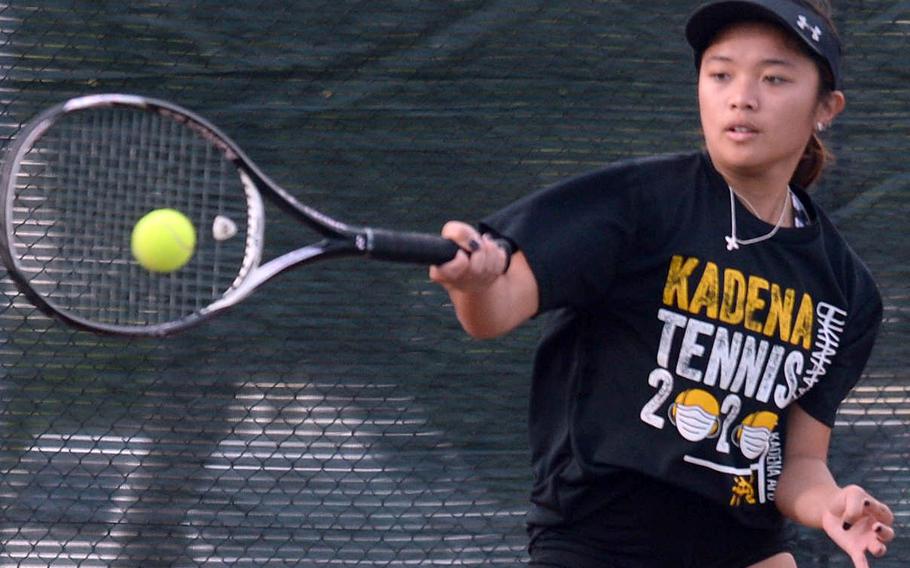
{"left": 0, "top": 94, "right": 496, "bottom": 337}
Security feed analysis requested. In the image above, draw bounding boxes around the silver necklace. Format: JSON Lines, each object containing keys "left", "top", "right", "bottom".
{"left": 725, "top": 185, "right": 791, "bottom": 251}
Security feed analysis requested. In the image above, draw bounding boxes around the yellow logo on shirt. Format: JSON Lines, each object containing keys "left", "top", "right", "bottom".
{"left": 730, "top": 473, "right": 757, "bottom": 506}
{"left": 662, "top": 255, "right": 815, "bottom": 349}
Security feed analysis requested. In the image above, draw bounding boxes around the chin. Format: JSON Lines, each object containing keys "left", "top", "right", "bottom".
{"left": 722, "top": 157, "right": 769, "bottom": 175}
{"left": 710, "top": 147, "right": 768, "bottom": 174}
{"left": 708, "top": 141, "right": 794, "bottom": 179}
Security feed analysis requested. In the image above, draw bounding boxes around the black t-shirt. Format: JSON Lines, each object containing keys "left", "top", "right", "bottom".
{"left": 481, "top": 151, "right": 882, "bottom": 530}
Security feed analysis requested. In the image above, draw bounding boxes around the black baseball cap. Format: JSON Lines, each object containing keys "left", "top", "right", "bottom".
{"left": 686, "top": 0, "right": 842, "bottom": 89}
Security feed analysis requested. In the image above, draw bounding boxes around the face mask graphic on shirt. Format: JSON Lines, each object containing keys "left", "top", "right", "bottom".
{"left": 736, "top": 425, "right": 771, "bottom": 459}
{"left": 668, "top": 389, "right": 720, "bottom": 441}
{"left": 733, "top": 411, "right": 780, "bottom": 459}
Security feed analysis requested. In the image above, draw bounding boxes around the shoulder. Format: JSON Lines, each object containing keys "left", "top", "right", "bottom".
{"left": 811, "top": 204, "right": 883, "bottom": 319}
{"left": 574, "top": 151, "right": 706, "bottom": 187}
{"left": 531, "top": 151, "right": 707, "bottom": 213}
{"left": 813, "top": 205, "right": 878, "bottom": 287}
{"left": 482, "top": 151, "right": 709, "bottom": 239}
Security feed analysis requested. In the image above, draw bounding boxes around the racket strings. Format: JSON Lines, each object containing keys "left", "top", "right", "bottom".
{"left": 10, "top": 106, "right": 253, "bottom": 328}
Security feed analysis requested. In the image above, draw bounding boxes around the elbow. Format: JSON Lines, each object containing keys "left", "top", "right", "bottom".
{"left": 773, "top": 467, "right": 816, "bottom": 524}
{"left": 456, "top": 306, "right": 521, "bottom": 339}
{"left": 451, "top": 298, "right": 516, "bottom": 339}
{"left": 459, "top": 318, "right": 511, "bottom": 340}
{"left": 773, "top": 474, "right": 798, "bottom": 520}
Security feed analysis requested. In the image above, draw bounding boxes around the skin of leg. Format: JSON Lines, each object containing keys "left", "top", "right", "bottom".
{"left": 748, "top": 552, "right": 798, "bottom": 568}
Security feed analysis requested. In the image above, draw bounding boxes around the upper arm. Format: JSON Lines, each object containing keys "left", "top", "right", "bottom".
{"left": 794, "top": 267, "right": 882, "bottom": 427}
{"left": 785, "top": 403, "right": 833, "bottom": 461}
{"left": 776, "top": 404, "right": 847, "bottom": 528}
{"left": 479, "top": 162, "right": 650, "bottom": 314}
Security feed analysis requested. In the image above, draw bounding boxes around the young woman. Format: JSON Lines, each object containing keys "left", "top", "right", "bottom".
{"left": 429, "top": 1, "right": 896, "bottom": 566}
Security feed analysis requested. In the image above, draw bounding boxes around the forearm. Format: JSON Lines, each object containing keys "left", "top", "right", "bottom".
{"left": 776, "top": 454, "right": 840, "bottom": 529}
{"left": 447, "top": 260, "right": 536, "bottom": 338}
{"left": 429, "top": 222, "right": 540, "bottom": 339}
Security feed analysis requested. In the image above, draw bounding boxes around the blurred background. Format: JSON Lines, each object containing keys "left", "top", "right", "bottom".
{"left": 0, "top": 1, "right": 907, "bottom": 566}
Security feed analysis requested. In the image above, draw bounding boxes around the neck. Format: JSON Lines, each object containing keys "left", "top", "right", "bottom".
{"left": 716, "top": 167, "right": 795, "bottom": 227}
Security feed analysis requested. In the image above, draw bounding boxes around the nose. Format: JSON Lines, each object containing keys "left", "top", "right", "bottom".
{"left": 729, "top": 77, "right": 759, "bottom": 111}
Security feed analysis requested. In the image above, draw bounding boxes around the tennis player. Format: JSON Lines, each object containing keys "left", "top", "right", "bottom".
{"left": 430, "top": 1, "right": 895, "bottom": 566}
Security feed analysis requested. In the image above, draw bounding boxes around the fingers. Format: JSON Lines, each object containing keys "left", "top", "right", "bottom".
{"left": 440, "top": 220, "right": 482, "bottom": 253}
{"left": 481, "top": 233, "right": 511, "bottom": 274}
{"left": 872, "top": 521, "right": 895, "bottom": 546}
{"left": 831, "top": 485, "right": 896, "bottom": 567}
{"left": 429, "top": 221, "right": 478, "bottom": 284}
{"left": 869, "top": 539, "right": 888, "bottom": 558}
{"left": 840, "top": 486, "right": 895, "bottom": 530}
{"left": 840, "top": 485, "right": 867, "bottom": 528}
{"left": 867, "top": 498, "right": 895, "bottom": 527}
{"left": 859, "top": 521, "right": 893, "bottom": 566}
{"left": 429, "top": 222, "right": 510, "bottom": 291}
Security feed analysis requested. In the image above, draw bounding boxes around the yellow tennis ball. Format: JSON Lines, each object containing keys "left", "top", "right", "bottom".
{"left": 131, "top": 208, "right": 196, "bottom": 273}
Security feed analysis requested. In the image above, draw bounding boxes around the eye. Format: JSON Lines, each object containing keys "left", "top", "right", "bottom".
{"left": 764, "top": 75, "right": 790, "bottom": 85}
{"left": 709, "top": 71, "right": 731, "bottom": 82}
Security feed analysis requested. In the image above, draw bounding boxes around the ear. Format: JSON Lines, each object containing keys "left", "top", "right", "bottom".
{"left": 816, "top": 90, "right": 846, "bottom": 127}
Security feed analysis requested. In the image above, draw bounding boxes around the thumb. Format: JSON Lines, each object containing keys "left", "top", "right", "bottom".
{"left": 851, "top": 551, "right": 869, "bottom": 568}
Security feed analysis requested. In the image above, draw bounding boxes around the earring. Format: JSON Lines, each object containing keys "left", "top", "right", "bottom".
{"left": 816, "top": 122, "right": 829, "bottom": 133}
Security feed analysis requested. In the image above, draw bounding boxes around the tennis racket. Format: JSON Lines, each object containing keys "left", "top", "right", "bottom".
{"left": 0, "top": 93, "right": 498, "bottom": 337}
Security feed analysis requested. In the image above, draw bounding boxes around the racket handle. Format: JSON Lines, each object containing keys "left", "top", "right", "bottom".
{"left": 366, "top": 229, "right": 461, "bottom": 265}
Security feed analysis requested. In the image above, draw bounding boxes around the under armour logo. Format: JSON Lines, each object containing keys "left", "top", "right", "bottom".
{"left": 797, "top": 15, "right": 822, "bottom": 42}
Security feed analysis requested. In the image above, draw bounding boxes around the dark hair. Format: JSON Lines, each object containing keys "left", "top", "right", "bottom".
{"left": 790, "top": 0, "right": 839, "bottom": 189}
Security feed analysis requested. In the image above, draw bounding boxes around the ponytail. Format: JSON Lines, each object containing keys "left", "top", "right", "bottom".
{"left": 791, "top": 133, "right": 832, "bottom": 189}
{"left": 790, "top": 0, "right": 839, "bottom": 190}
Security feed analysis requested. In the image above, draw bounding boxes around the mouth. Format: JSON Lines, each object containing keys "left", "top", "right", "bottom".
{"left": 724, "top": 123, "right": 760, "bottom": 141}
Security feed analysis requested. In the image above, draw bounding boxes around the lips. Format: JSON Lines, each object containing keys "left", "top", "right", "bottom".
{"left": 725, "top": 122, "right": 760, "bottom": 142}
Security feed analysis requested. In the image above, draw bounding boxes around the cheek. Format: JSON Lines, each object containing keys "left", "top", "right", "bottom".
{"left": 772, "top": 96, "right": 818, "bottom": 139}
{"left": 696, "top": 81, "right": 719, "bottom": 127}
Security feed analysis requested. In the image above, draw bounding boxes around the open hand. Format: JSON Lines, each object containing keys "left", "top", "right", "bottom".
{"left": 821, "top": 485, "right": 895, "bottom": 567}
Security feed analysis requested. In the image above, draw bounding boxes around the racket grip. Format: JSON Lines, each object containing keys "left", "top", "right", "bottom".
{"left": 367, "top": 229, "right": 461, "bottom": 265}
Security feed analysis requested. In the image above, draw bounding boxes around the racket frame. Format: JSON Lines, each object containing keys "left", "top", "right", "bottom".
{"left": 0, "top": 93, "right": 465, "bottom": 336}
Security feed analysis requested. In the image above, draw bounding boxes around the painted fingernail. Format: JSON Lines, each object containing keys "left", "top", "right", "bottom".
{"left": 468, "top": 239, "right": 480, "bottom": 251}
{"left": 875, "top": 525, "right": 883, "bottom": 533}
{"left": 864, "top": 500, "right": 871, "bottom": 507}
{"left": 843, "top": 522, "right": 852, "bottom": 531}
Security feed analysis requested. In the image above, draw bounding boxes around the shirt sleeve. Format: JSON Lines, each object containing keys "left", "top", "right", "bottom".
{"left": 478, "top": 162, "right": 644, "bottom": 314}
{"left": 796, "top": 271, "right": 883, "bottom": 428}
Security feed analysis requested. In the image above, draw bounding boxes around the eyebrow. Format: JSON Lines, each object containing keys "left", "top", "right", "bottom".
{"left": 703, "top": 55, "right": 797, "bottom": 67}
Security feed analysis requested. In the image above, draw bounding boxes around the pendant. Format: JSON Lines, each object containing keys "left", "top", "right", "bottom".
{"left": 725, "top": 236, "right": 739, "bottom": 251}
